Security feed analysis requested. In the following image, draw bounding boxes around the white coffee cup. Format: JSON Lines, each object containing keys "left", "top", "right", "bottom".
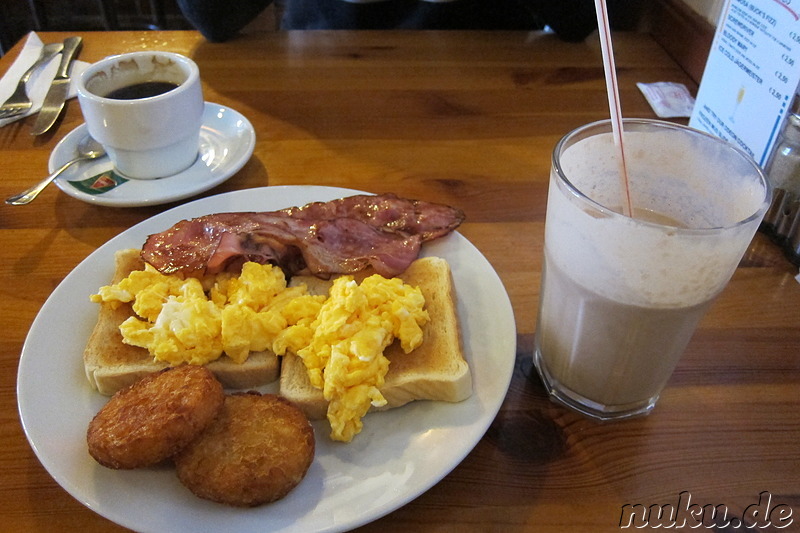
{"left": 76, "top": 51, "right": 204, "bottom": 180}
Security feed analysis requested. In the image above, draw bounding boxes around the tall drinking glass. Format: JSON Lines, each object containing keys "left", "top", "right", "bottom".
{"left": 533, "top": 119, "right": 771, "bottom": 420}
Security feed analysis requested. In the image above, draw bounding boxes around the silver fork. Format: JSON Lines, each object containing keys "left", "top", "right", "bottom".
{"left": 0, "top": 42, "right": 64, "bottom": 120}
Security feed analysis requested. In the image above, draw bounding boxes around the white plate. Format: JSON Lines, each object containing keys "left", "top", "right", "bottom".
{"left": 49, "top": 102, "right": 255, "bottom": 207}
{"left": 17, "top": 186, "right": 516, "bottom": 533}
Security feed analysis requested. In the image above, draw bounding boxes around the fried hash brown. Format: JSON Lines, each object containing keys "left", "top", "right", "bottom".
{"left": 174, "top": 392, "right": 315, "bottom": 507}
{"left": 87, "top": 365, "right": 224, "bottom": 469}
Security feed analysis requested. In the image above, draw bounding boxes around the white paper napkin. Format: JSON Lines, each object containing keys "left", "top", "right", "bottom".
{"left": 636, "top": 82, "right": 696, "bottom": 119}
{"left": 0, "top": 33, "right": 90, "bottom": 128}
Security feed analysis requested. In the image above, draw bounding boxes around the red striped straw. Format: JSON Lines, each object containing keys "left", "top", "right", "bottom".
{"left": 594, "top": 0, "right": 633, "bottom": 217}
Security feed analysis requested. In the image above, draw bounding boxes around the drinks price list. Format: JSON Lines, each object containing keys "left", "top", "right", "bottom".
{"left": 690, "top": 0, "right": 800, "bottom": 166}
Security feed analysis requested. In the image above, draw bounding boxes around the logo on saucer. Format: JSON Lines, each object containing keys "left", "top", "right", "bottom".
{"left": 69, "top": 171, "right": 128, "bottom": 195}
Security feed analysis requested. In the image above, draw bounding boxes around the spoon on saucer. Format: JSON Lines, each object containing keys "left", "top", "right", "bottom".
{"left": 6, "top": 135, "right": 106, "bottom": 205}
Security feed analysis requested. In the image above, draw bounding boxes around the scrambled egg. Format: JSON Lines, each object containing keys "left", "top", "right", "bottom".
{"left": 297, "top": 275, "right": 429, "bottom": 442}
{"left": 91, "top": 262, "right": 429, "bottom": 443}
{"left": 91, "top": 262, "right": 324, "bottom": 365}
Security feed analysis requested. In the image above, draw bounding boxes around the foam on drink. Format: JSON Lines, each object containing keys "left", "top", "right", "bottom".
{"left": 552, "top": 127, "right": 765, "bottom": 307}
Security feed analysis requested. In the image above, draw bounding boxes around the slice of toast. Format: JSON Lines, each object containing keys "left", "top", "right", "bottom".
{"left": 84, "top": 249, "right": 280, "bottom": 395}
{"left": 279, "top": 256, "right": 471, "bottom": 420}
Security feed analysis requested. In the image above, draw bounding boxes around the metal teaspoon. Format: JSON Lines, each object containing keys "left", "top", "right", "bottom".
{"left": 6, "top": 135, "right": 106, "bottom": 205}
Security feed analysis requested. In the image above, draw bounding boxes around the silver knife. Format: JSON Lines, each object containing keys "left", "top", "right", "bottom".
{"left": 30, "top": 36, "right": 83, "bottom": 136}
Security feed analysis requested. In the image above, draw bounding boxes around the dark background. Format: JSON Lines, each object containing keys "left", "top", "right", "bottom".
{"left": 0, "top": 0, "right": 651, "bottom": 57}
{"left": 0, "top": 0, "right": 193, "bottom": 55}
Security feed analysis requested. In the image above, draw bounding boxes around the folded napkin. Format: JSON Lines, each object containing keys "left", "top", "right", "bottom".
{"left": 0, "top": 33, "right": 90, "bottom": 128}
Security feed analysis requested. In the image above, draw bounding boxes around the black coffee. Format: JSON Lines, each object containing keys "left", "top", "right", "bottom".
{"left": 104, "top": 81, "right": 179, "bottom": 100}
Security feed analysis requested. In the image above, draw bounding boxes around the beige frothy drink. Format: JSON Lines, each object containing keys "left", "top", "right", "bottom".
{"left": 533, "top": 120, "right": 770, "bottom": 420}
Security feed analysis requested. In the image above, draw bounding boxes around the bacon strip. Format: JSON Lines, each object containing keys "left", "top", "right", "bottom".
{"left": 141, "top": 193, "right": 464, "bottom": 278}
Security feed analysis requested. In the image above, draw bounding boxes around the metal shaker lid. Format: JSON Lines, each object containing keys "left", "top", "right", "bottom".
{"left": 791, "top": 93, "right": 800, "bottom": 116}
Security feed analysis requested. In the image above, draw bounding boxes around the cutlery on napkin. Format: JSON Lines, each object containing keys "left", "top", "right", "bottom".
{"left": 30, "top": 36, "right": 83, "bottom": 135}
{"left": 0, "top": 33, "right": 90, "bottom": 129}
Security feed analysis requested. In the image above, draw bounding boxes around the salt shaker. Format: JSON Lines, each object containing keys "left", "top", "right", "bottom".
{"left": 762, "top": 96, "right": 800, "bottom": 264}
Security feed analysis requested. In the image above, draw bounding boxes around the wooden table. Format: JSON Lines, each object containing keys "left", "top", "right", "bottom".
{"left": 1, "top": 30, "right": 798, "bottom": 532}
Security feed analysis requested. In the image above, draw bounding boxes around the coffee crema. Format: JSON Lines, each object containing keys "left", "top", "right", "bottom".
{"left": 104, "top": 81, "right": 179, "bottom": 100}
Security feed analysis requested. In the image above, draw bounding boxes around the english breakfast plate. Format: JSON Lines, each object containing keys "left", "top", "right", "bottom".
{"left": 49, "top": 102, "right": 255, "bottom": 207}
{"left": 17, "top": 186, "right": 517, "bottom": 533}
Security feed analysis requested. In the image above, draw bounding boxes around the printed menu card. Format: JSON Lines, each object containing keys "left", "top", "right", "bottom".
{"left": 690, "top": 0, "right": 800, "bottom": 166}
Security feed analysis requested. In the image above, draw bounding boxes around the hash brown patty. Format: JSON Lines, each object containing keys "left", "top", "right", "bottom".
{"left": 173, "top": 392, "right": 315, "bottom": 507}
{"left": 87, "top": 365, "right": 224, "bottom": 469}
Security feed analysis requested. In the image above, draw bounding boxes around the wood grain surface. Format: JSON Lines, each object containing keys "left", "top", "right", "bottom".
{"left": 0, "top": 30, "right": 798, "bottom": 532}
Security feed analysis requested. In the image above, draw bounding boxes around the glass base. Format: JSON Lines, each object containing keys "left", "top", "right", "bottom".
{"left": 533, "top": 349, "right": 658, "bottom": 422}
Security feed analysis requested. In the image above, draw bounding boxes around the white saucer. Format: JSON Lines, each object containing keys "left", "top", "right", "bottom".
{"left": 50, "top": 102, "right": 256, "bottom": 207}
